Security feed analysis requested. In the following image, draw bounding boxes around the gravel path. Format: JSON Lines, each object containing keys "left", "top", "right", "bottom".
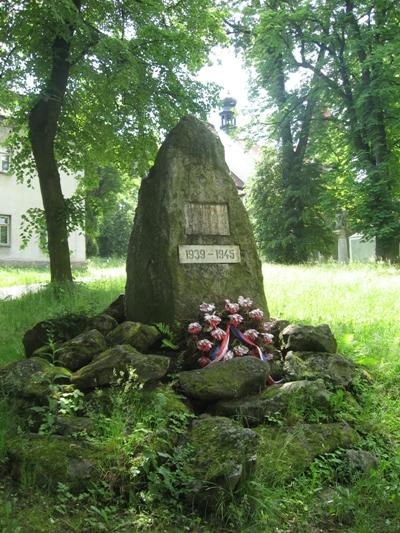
{"left": 0, "top": 283, "right": 46, "bottom": 301}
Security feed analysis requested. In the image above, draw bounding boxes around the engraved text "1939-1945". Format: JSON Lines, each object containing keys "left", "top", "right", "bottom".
{"left": 178, "top": 245, "right": 241, "bottom": 264}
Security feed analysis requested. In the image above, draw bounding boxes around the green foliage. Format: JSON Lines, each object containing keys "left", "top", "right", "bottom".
{"left": 237, "top": 0, "right": 400, "bottom": 260}
{"left": 0, "top": 0, "right": 227, "bottom": 178}
{"left": 247, "top": 148, "right": 334, "bottom": 262}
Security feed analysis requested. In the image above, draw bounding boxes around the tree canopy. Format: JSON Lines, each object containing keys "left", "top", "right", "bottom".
{"left": 0, "top": 0, "right": 226, "bottom": 280}
{"left": 235, "top": 0, "right": 400, "bottom": 261}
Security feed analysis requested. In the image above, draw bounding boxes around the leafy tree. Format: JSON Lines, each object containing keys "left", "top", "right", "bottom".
{"left": 237, "top": 0, "right": 400, "bottom": 260}
{"left": 247, "top": 148, "right": 334, "bottom": 262}
{"left": 84, "top": 167, "right": 138, "bottom": 257}
{"left": 0, "top": 0, "right": 226, "bottom": 281}
{"left": 233, "top": 1, "right": 334, "bottom": 262}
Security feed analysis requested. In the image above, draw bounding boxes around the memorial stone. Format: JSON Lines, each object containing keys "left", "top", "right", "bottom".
{"left": 125, "top": 115, "right": 268, "bottom": 323}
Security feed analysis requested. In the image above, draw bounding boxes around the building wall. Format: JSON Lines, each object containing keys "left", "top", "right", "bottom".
{"left": 0, "top": 125, "right": 86, "bottom": 264}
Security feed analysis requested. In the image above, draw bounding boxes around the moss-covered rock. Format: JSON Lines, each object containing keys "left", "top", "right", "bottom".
{"left": 102, "top": 294, "right": 126, "bottom": 323}
{"left": 106, "top": 321, "right": 161, "bottom": 352}
{"left": 177, "top": 357, "right": 270, "bottom": 401}
{"left": 85, "top": 314, "right": 118, "bottom": 335}
{"left": 71, "top": 344, "right": 170, "bottom": 391}
{"left": 255, "top": 422, "right": 359, "bottom": 482}
{"left": 8, "top": 434, "right": 103, "bottom": 492}
{"left": 213, "top": 379, "right": 333, "bottom": 426}
{"left": 23, "top": 315, "right": 89, "bottom": 357}
{"left": 54, "top": 329, "right": 107, "bottom": 371}
{"left": 184, "top": 416, "right": 259, "bottom": 507}
{"left": 54, "top": 416, "right": 95, "bottom": 437}
{"left": 280, "top": 324, "right": 337, "bottom": 353}
{"left": 0, "top": 357, "right": 71, "bottom": 403}
{"left": 284, "top": 351, "right": 357, "bottom": 388}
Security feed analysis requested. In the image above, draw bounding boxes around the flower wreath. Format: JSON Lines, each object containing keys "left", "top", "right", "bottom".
{"left": 187, "top": 296, "right": 274, "bottom": 368}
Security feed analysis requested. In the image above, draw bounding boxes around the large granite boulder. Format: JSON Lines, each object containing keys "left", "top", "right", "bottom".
{"left": 213, "top": 379, "right": 333, "bottom": 426}
{"left": 106, "top": 321, "right": 161, "bottom": 352}
{"left": 256, "top": 422, "right": 359, "bottom": 482}
{"left": 280, "top": 324, "right": 337, "bottom": 353}
{"left": 125, "top": 115, "right": 268, "bottom": 324}
{"left": 283, "top": 351, "right": 357, "bottom": 388}
{"left": 184, "top": 416, "right": 259, "bottom": 507}
{"left": 0, "top": 357, "right": 71, "bottom": 403}
{"left": 71, "top": 345, "right": 170, "bottom": 391}
{"left": 177, "top": 357, "right": 270, "bottom": 401}
{"left": 53, "top": 329, "right": 107, "bottom": 371}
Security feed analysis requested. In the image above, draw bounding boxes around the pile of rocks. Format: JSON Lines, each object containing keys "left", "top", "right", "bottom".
{"left": 0, "top": 295, "right": 376, "bottom": 506}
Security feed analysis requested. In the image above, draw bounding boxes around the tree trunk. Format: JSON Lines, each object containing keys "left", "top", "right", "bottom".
{"left": 28, "top": 27, "right": 78, "bottom": 282}
{"left": 29, "top": 100, "right": 72, "bottom": 282}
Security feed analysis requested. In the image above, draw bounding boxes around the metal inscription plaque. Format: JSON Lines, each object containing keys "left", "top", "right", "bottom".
{"left": 184, "top": 203, "right": 230, "bottom": 235}
{"left": 179, "top": 245, "right": 241, "bottom": 264}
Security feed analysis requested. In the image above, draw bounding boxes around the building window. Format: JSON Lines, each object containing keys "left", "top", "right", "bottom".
{"left": 0, "top": 215, "right": 10, "bottom": 246}
{"left": 0, "top": 151, "right": 10, "bottom": 173}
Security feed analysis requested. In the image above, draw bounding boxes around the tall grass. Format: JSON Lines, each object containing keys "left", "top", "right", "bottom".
{"left": 0, "top": 277, "right": 125, "bottom": 366}
{"left": 0, "top": 263, "right": 399, "bottom": 532}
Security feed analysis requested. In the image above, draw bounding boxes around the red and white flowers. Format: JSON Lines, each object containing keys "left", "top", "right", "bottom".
{"left": 188, "top": 322, "right": 202, "bottom": 335}
{"left": 249, "top": 308, "right": 264, "bottom": 321}
{"left": 197, "top": 339, "right": 213, "bottom": 352}
{"left": 243, "top": 329, "right": 259, "bottom": 341}
{"left": 210, "top": 327, "right": 226, "bottom": 341}
{"left": 228, "top": 313, "right": 244, "bottom": 327}
{"left": 199, "top": 302, "right": 215, "bottom": 313}
{"left": 233, "top": 345, "right": 249, "bottom": 357}
{"left": 225, "top": 299, "right": 240, "bottom": 314}
{"left": 238, "top": 295, "right": 253, "bottom": 308}
{"left": 204, "top": 314, "right": 221, "bottom": 329}
{"left": 189, "top": 296, "right": 275, "bottom": 369}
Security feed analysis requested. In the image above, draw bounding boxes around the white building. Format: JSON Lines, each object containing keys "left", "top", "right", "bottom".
{"left": 0, "top": 120, "right": 86, "bottom": 265}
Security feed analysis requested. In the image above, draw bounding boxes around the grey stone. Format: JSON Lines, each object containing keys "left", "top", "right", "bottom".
{"left": 280, "top": 324, "right": 337, "bottom": 353}
{"left": 106, "top": 321, "right": 161, "bottom": 352}
{"left": 54, "top": 416, "right": 94, "bottom": 437}
{"left": 102, "top": 294, "right": 126, "bottom": 323}
{"left": 177, "top": 357, "right": 270, "bottom": 401}
{"left": 0, "top": 357, "right": 71, "bottom": 403}
{"left": 8, "top": 434, "right": 103, "bottom": 492}
{"left": 343, "top": 449, "right": 379, "bottom": 475}
{"left": 125, "top": 115, "right": 268, "bottom": 324}
{"left": 283, "top": 351, "right": 357, "bottom": 388}
{"left": 184, "top": 416, "right": 259, "bottom": 507}
{"left": 71, "top": 344, "right": 170, "bottom": 391}
{"left": 23, "top": 315, "right": 88, "bottom": 357}
{"left": 55, "top": 329, "right": 107, "bottom": 371}
{"left": 86, "top": 314, "right": 118, "bottom": 336}
{"left": 213, "top": 379, "right": 333, "bottom": 426}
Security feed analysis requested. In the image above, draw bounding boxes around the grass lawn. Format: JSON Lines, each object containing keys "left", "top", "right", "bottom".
{"left": 0, "top": 262, "right": 399, "bottom": 532}
{"left": 0, "top": 257, "right": 125, "bottom": 288}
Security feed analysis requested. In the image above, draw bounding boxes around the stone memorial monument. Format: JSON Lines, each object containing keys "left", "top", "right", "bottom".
{"left": 125, "top": 115, "right": 268, "bottom": 323}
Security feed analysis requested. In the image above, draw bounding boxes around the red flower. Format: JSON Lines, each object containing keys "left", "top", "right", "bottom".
{"left": 243, "top": 329, "right": 259, "bottom": 341}
{"left": 249, "top": 308, "right": 264, "bottom": 321}
{"left": 261, "top": 333, "right": 274, "bottom": 345}
{"left": 238, "top": 295, "right": 253, "bottom": 308}
{"left": 204, "top": 314, "right": 221, "bottom": 329}
{"left": 197, "top": 339, "right": 213, "bottom": 352}
{"left": 188, "top": 322, "right": 202, "bottom": 335}
{"left": 228, "top": 313, "right": 244, "bottom": 327}
{"left": 224, "top": 299, "right": 240, "bottom": 314}
{"left": 198, "top": 355, "right": 211, "bottom": 368}
{"left": 211, "top": 327, "right": 226, "bottom": 341}
{"left": 199, "top": 302, "right": 215, "bottom": 313}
